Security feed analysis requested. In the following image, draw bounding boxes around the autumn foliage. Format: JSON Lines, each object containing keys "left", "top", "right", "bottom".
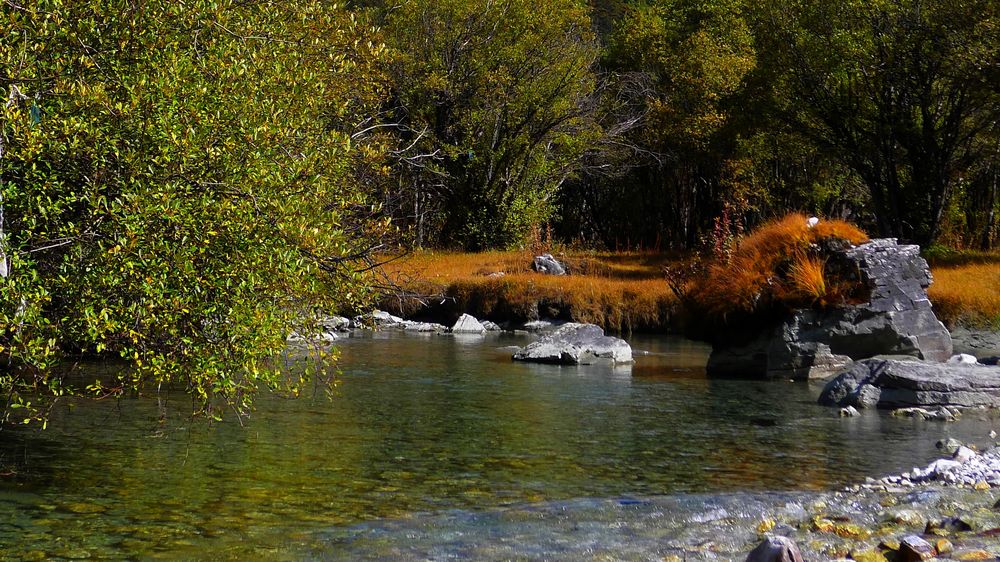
{"left": 686, "top": 213, "right": 869, "bottom": 319}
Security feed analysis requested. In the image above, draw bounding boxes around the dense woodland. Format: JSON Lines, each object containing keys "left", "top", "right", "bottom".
{"left": 1, "top": 0, "right": 999, "bottom": 422}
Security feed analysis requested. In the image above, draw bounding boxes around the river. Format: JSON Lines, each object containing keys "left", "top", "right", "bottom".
{"left": 1, "top": 331, "right": 997, "bottom": 560}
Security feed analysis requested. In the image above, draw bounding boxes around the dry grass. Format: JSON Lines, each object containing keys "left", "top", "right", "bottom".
{"left": 377, "top": 250, "right": 680, "bottom": 333}
{"left": 927, "top": 258, "right": 1000, "bottom": 329}
{"left": 688, "top": 213, "right": 870, "bottom": 319}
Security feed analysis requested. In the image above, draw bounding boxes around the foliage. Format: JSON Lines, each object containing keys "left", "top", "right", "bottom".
{"left": 558, "top": 0, "right": 757, "bottom": 249}
{"left": 752, "top": 0, "right": 1000, "bottom": 246}
{"left": 379, "top": 0, "right": 601, "bottom": 250}
{"left": 0, "top": 1, "right": 390, "bottom": 424}
{"left": 686, "top": 213, "right": 869, "bottom": 319}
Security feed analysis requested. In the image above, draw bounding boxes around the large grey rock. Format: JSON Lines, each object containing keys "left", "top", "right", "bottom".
{"left": 819, "top": 358, "right": 1000, "bottom": 409}
{"left": 951, "top": 326, "right": 1000, "bottom": 360}
{"left": 451, "top": 313, "right": 486, "bottom": 334}
{"left": 512, "top": 323, "right": 633, "bottom": 365}
{"left": 532, "top": 254, "right": 566, "bottom": 275}
{"left": 706, "top": 239, "right": 953, "bottom": 380}
{"left": 745, "top": 536, "right": 803, "bottom": 562}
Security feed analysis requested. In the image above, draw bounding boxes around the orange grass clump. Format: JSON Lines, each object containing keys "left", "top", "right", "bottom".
{"left": 376, "top": 251, "right": 681, "bottom": 333}
{"left": 788, "top": 254, "right": 828, "bottom": 302}
{"left": 688, "top": 213, "right": 870, "bottom": 319}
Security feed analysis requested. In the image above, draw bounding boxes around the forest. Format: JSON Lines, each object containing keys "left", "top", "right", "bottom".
{"left": 1, "top": 0, "right": 999, "bottom": 421}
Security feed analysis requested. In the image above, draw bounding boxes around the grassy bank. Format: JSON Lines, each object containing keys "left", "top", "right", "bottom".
{"left": 377, "top": 251, "right": 681, "bottom": 333}
{"left": 927, "top": 249, "right": 1000, "bottom": 330}
{"left": 377, "top": 247, "right": 1000, "bottom": 333}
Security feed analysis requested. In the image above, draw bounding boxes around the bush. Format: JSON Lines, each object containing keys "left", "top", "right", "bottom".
{"left": 0, "top": 1, "right": 389, "bottom": 424}
{"left": 686, "top": 213, "right": 869, "bottom": 320}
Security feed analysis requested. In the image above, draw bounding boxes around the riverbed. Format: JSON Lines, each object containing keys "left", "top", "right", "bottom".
{"left": 2, "top": 332, "right": 999, "bottom": 560}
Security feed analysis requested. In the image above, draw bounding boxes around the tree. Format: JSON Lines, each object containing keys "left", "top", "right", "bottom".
{"left": 379, "top": 0, "right": 601, "bottom": 250}
{"left": 571, "top": 0, "right": 756, "bottom": 248}
{"left": 0, "top": 1, "right": 390, "bottom": 424}
{"left": 753, "top": 0, "right": 1000, "bottom": 246}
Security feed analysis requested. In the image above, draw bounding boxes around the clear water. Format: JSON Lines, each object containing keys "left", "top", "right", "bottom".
{"left": 1, "top": 331, "right": 997, "bottom": 560}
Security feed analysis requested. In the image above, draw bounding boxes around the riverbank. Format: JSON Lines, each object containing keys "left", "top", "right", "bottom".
{"left": 376, "top": 249, "right": 1000, "bottom": 335}
{"left": 376, "top": 250, "right": 680, "bottom": 333}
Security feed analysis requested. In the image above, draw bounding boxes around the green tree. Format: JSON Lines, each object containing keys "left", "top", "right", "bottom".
{"left": 753, "top": 0, "right": 1000, "bottom": 245}
{"left": 380, "top": 0, "right": 601, "bottom": 250}
{"left": 576, "top": 0, "right": 756, "bottom": 248}
{"left": 0, "top": 1, "right": 390, "bottom": 424}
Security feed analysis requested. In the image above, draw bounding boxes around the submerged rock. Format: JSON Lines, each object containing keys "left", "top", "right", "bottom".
{"left": 745, "top": 536, "right": 803, "bottom": 562}
{"left": 705, "top": 239, "right": 953, "bottom": 380}
{"left": 819, "top": 358, "right": 1000, "bottom": 409}
{"left": 512, "top": 323, "right": 632, "bottom": 365}
{"left": 899, "top": 535, "right": 934, "bottom": 561}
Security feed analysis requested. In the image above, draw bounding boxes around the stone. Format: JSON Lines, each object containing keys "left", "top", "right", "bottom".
{"left": 949, "top": 353, "right": 980, "bottom": 364}
{"left": 839, "top": 406, "right": 859, "bottom": 417}
{"left": 481, "top": 320, "right": 502, "bottom": 332}
{"left": 744, "top": 536, "right": 803, "bottom": 562}
{"left": 521, "top": 319, "right": 565, "bottom": 332}
{"left": 937, "top": 438, "right": 964, "bottom": 455}
{"left": 351, "top": 310, "right": 404, "bottom": 329}
{"left": 512, "top": 323, "right": 633, "bottom": 365}
{"left": 704, "top": 239, "right": 953, "bottom": 380}
{"left": 400, "top": 321, "right": 448, "bottom": 333}
{"left": 451, "top": 313, "right": 486, "bottom": 334}
{"left": 953, "top": 446, "right": 977, "bottom": 463}
{"left": 531, "top": 253, "right": 566, "bottom": 275}
{"left": 899, "top": 535, "right": 934, "bottom": 561}
{"left": 318, "top": 315, "right": 351, "bottom": 332}
{"left": 951, "top": 326, "right": 1000, "bottom": 361}
{"left": 819, "top": 358, "right": 1000, "bottom": 409}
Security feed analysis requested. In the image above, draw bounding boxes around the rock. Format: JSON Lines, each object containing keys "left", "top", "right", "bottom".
{"left": 953, "top": 446, "right": 977, "bottom": 463}
{"left": 937, "top": 438, "right": 964, "bottom": 455}
{"left": 351, "top": 310, "right": 404, "bottom": 329}
{"left": 744, "top": 536, "right": 803, "bottom": 562}
{"left": 839, "top": 405, "right": 859, "bottom": 417}
{"left": 512, "top": 323, "right": 633, "bottom": 365}
{"left": 481, "top": 320, "right": 502, "bottom": 332}
{"left": 819, "top": 358, "right": 1000, "bottom": 409}
{"left": 887, "top": 509, "right": 925, "bottom": 527}
{"left": 400, "top": 321, "right": 448, "bottom": 333}
{"left": 521, "top": 319, "right": 566, "bottom": 332}
{"left": 531, "top": 254, "right": 566, "bottom": 275}
{"left": 949, "top": 353, "right": 980, "bottom": 364}
{"left": 451, "top": 313, "right": 486, "bottom": 334}
{"left": 899, "top": 535, "right": 935, "bottom": 561}
{"left": 318, "top": 315, "right": 351, "bottom": 332}
{"left": 705, "top": 239, "right": 953, "bottom": 380}
{"left": 951, "top": 326, "right": 1000, "bottom": 361}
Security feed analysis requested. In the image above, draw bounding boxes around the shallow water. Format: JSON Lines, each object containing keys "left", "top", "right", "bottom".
{"left": 1, "top": 331, "right": 998, "bottom": 560}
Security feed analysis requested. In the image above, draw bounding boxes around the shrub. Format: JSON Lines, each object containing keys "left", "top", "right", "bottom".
{"left": 686, "top": 213, "right": 869, "bottom": 320}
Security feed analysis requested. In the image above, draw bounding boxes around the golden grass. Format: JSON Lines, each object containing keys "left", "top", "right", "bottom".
{"left": 688, "top": 213, "right": 870, "bottom": 318}
{"left": 377, "top": 250, "right": 680, "bottom": 332}
{"left": 928, "top": 260, "right": 1000, "bottom": 329}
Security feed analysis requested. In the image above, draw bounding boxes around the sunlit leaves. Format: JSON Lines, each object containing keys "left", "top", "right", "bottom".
{"left": 0, "top": 1, "right": 389, "bottom": 424}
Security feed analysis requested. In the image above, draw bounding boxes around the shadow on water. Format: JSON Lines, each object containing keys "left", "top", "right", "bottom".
{"left": 1, "top": 331, "right": 999, "bottom": 559}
